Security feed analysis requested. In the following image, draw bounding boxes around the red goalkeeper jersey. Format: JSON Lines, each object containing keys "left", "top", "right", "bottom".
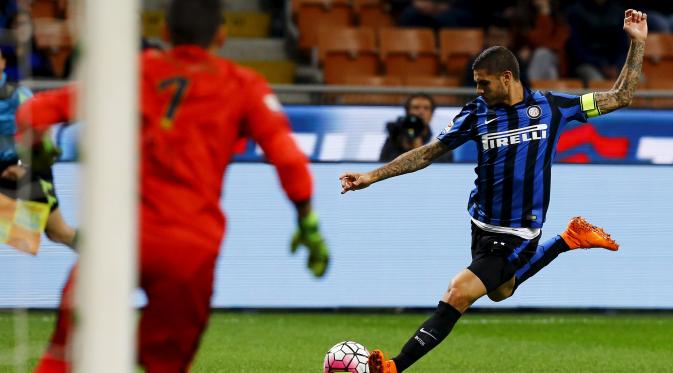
{"left": 18, "top": 46, "right": 313, "bottom": 250}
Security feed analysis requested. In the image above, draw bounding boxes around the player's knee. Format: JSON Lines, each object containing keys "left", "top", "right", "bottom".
{"left": 446, "top": 283, "right": 476, "bottom": 310}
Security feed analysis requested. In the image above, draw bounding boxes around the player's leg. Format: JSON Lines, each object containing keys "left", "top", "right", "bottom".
{"left": 512, "top": 216, "right": 619, "bottom": 293}
{"left": 45, "top": 208, "right": 77, "bottom": 249}
{"left": 34, "top": 266, "right": 77, "bottom": 373}
{"left": 369, "top": 269, "right": 487, "bottom": 373}
{"left": 137, "top": 241, "right": 218, "bottom": 373}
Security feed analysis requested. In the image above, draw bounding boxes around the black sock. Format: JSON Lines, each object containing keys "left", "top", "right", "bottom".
{"left": 392, "top": 301, "right": 462, "bottom": 372}
{"left": 513, "top": 235, "right": 570, "bottom": 292}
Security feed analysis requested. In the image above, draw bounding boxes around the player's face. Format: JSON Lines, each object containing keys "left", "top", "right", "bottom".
{"left": 407, "top": 97, "right": 433, "bottom": 125}
{"left": 473, "top": 69, "right": 508, "bottom": 106}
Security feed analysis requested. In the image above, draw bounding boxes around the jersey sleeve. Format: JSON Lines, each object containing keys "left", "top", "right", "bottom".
{"left": 241, "top": 74, "right": 312, "bottom": 203}
{"left": 547, "top": 91, "right": 602, "bottom": 123}
{"left": 16, "top": 86, "right": 76, "bottom": 136}
{"left": 436, "top": 104, "right": 477, "bottom": 150}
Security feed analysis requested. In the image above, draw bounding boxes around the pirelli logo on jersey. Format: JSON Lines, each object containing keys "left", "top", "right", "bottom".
{"left": 481, "top": 124, "right": 548, "bottom": 150}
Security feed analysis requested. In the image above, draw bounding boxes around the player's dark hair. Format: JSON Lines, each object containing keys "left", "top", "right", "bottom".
{"left": 167, "top": 0, "right": 223, "bottom": 48}
{"left": 404, "top": 93, "right": 436, "bottom": 114}
{"left": 472, "top": 46, "right": 520, "bottom": 81}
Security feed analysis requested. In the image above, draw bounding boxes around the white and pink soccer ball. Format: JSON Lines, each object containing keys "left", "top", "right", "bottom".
{"left": 324, "top": 340, "right": 370, "bottom": 373}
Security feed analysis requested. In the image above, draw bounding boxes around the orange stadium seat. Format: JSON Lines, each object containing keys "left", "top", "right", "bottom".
{"left": 404, "top": 75, "right": 461, "bottom": 105}
{"left": 643, "top": 33, "right": 673, "bottom": 81}
{"left": 439, "top": 28, "right": 483, "bottom": 77}
{"left": 353, "top": 0, "right": 394, "bottom": 28}
{"left": 531, "top": 79, "right": 584, "bottom": 91}
{"left": 587, "top": 80, "right": 615, "bottom": 90}
{"left": 339, "top": 75, "right": 404, "bottom": 104}
{"left": 318, "top": 27, "right": 379, "bottom": 84}
{"left": 31, "top": 0, "right": 58, "bottom": 18}
{"left": 379, "top": 28, "right": 438, "bottom": 78}
{"left": 643, "top": 79, "right": 673, "bottom": 109}
{"left": 295, "top": 0, "right": 353, "bottom": 51}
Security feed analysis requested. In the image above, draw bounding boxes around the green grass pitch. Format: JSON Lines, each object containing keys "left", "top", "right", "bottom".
{"left": 1, "top": 311, "right": 672, "bottom": 372}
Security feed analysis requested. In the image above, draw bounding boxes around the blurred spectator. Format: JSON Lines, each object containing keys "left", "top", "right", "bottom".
{"left": 398, "top": 0, "right": 476, "bottom": 29}
{"left": 0, "top": 10, "right": 55, "bottom": 81}
{"left": 380, "top": 93, "right": 452, "bottom": 163}
{"left": 565, "top": 0, "right": 628, "bottom": 83}
{"left": 510, "top": 0, "right": 570, "bottom": 79}
{"left": 0, "top": 0, "right": 17, "bottom": 29}
{"left": 462, "top": 16, "right": 530, "bottom": 87}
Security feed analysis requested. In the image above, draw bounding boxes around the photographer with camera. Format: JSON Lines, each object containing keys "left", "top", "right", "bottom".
{"left": 379, "top": 93, "right": 453, "bottom": 163}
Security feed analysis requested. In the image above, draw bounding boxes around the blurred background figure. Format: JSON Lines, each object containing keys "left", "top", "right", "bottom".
{"left": 566, "top": 0, "right": 628, "bottom": 83}
{"left": 510, "top": 0, "right": 570, "bottom": 80}
{"left": 380, "top": 93, "right": 452, "bottom": 162}
{"left": 398, "top": 0, "right": 475, "bottom": 30}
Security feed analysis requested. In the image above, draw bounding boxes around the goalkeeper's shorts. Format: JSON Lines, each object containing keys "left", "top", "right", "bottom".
{"left": 0, "top": 164, "right": 59, "bottom": 212}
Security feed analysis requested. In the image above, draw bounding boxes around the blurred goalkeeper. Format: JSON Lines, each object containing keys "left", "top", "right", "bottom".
{"left": 17, "top": 0, "right": 328, "bottom": 372}
{"left": 341, "top": 8, "right": 646, "bottom": 373}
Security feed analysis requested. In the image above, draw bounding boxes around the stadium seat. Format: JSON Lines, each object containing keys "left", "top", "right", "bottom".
{"left": 404, "top": 75, "right": 460, "bottom": 105}
{"left": 30, "top": 0, "right": 63, "bottom": 18}
{"left": 353, "top": 0, "right": 394, "bottom": 28}
{"left": 643, "top": 79, "right": 673, "bottom": 109}
{"left": 379, "top": 28, "right": 438, "bottom": 78}
{"left": 587, "top": 80, "right": 615, "bottom": 90}
{"left": 319, "top": 27, "right": 379, "bottom": 84}
{"left": 295, "top": 0, "right": 354, "bottom": 51}
{"left": 439, "top": 28, "right": 483, "bottom": 77}
{"left": 531, "top": 79, "right": 584, "bottom": 91}
{"left": 643, "top": 33, "right": 673, "bottom": 81}
{"left": 339, "top": 75, "right": 404, "bottom": 104}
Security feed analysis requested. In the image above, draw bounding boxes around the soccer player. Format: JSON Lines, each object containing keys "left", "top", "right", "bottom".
{"left": 0, "top": 49, "right": 76, "bottom": 250}
{"left": 17, "top": 0, "right": 329, "bottom": 372}
{"left": 340, "top": 9, "right": 646, "bottom": 373}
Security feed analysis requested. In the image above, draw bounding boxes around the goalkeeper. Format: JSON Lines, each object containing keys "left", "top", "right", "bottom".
{"left": 0, "top": 50, "right": 76, "bottom": 250}
{"left": 17, "top": 0, "right": 329, "bottom": 371}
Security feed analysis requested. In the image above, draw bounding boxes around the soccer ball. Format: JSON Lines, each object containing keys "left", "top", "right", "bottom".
{"left": 323, "top": 340, "right": 370, "bottom": 373}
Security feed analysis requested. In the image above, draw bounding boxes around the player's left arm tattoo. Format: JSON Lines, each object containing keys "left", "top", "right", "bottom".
{"left": 370, "top": 141, "right": 449, "bottom": 183}
{"left": 594, "top": 39, "right": 645, "bottom": 114}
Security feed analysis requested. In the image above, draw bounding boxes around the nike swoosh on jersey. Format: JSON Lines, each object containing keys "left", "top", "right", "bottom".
{"left": 485, "top": 117, "right": 499, "bottom": 124}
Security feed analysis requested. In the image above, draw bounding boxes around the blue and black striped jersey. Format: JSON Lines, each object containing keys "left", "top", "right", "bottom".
{"left": 437, "top": 88, "right": 601, "bottom": 228}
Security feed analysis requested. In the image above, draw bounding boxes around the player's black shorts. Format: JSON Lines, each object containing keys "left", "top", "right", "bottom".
{"left": 0, "top": 163, "right": 59, "bottom": 213}
{"left": 467, "top": 222, "right": 541, "bottom": 292}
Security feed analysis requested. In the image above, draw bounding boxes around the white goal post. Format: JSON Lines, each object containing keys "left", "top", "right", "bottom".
{"left": 75, "top": 0, "right": 138, "bottom": 372}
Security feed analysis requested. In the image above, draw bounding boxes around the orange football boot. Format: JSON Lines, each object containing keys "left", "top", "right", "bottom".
{"left": 368, "top": 349, "right": 398, "bottom": 373}
{"left": 560, "top": 216, "right": 619, "bottom": 251}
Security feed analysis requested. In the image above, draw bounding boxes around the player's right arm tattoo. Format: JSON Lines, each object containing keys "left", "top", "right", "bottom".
{"left": 369, "top": 141, "right": 449, "bottom": 183}
{"left": 594, "top": 39, "right": 645, "bottom": 114}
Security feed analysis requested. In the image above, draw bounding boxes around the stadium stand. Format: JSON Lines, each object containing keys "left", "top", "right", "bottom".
{"left": 318, "top": 27, "right": 379, "bottom": 84}
{"left": 439, "top": 28, "right": 483, "bottom": 77}
{"left": 353, "top": 0, "right": 394, "bottom": 28}
{"left": 339, "top": 74, "right": 403, "bottom": 104}
{"left": 378, "top": 27, "right": 438, "bottom": 78}
{"left": 294, "top": 0, "right": 353, "bottom": 51}
{"left": 531, "top": 79, "right": 584, "bottom": 90}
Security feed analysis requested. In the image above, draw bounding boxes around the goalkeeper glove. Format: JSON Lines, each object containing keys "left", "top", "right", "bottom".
{"left": 17, "top": 134, "right": 61, "bottom": 172}
{"left": 291, "top": 211, "right": 329, "bottom": 277}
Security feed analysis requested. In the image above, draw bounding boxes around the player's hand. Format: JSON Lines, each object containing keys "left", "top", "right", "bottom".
{"left": 291, "top": 211, "right": 329, "bottom": 277}
{"left": 624, "top": 9, "right": 647, "bottom": 42}
{"left": 339, "top": 172, "right": 373, "bottom": 194}
{"left": 17, "top": 134, "right": 61, "bottom": 172}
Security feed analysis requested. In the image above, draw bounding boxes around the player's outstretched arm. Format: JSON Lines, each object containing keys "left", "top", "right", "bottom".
{"left": 594, "top": 9, "right": 647, "bottom": 115}
{"left": 340, "top": 140, "right": 449, "bottom": 194}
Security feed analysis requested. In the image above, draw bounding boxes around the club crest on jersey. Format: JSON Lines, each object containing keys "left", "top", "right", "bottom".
{"left": 481, "top": 124, "right": 548, "bottom": 150}
{"left": 526, "top": 105, "right": 542, "bottom": 119}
